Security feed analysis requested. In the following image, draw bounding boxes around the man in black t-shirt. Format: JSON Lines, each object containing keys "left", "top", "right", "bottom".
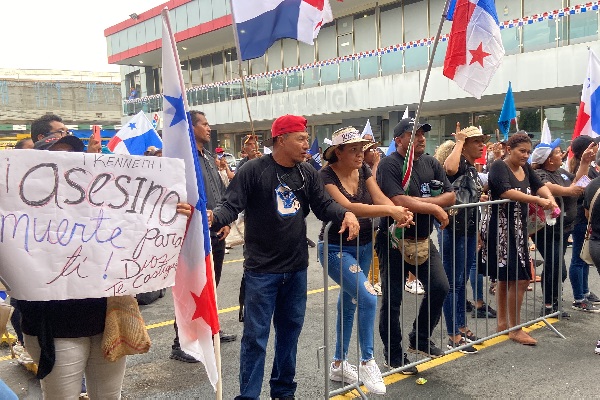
{"left": 212, "top": 115, "right": 360, "bottom": 400}
{"left": 376, "top": 118, "right": 453, "bottom": 365}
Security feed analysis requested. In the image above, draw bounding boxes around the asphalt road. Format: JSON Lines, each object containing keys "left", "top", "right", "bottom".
{"left": 2, "top": 213, "right": 600, "bottom": 399}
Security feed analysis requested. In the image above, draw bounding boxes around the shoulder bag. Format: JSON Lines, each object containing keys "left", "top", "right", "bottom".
{"left": 102, "top": 295, "right": 151, "bottom": 362}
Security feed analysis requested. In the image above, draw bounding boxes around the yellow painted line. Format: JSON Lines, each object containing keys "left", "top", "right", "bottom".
{"left": 144, "top": 285, "right": 340, "bottom": 330}
{"left": 0, "top": 355, "right": 12, "bottom": 362}
{"left": 223, "top": 258, "right": 244, "bottom": 264}
{"left": 331, "top": 318, "right": 559, "bottom": 399}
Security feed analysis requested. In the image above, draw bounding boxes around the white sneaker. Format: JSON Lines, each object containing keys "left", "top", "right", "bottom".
{"left": 405, "top": 280, "right": 425, "bottom": 294}
{"left": 17, "top": 351, "right": 33, "bottom": 365}
{"left": 416, "top": 280, "right": 425, "bottom": 295}
{"left": 595, "top": 340, "right": 600, "bottom": 355}
{"left": 373, "top": 282, "right": 382, "bottom": 296}
{"left": 359, "top": 359, "right": 386, "bottom": 395}
{"left": 12, "top": 343, "right": 24, "bottom": 355}
{"left": 329, "top": 360, "right": 358, "bottom": 383}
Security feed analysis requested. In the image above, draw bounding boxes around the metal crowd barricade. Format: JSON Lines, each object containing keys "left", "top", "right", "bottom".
{"left": 320, "top": 199, "right": 566, "bottom": 399}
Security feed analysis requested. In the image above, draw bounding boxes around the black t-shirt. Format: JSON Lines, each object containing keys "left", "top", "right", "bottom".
{"left": 535, "top": 167, "right": 577, "bottom": 232}
{"left": 376, "top": 152, "right": 453, "bottom": 238}
{"left": 212, "top": 155, "right": 348, "bottom": 273}
{"left": 236, "top": 157, "right": 249, "bottom": 171}
{"left": 318, "top": 164, "right": 373, "bottom": 246}
{"left": 575, "top": 166, "right": 600, "bottom": 225}
{"left": 584, "top": 176, "right": 600, "bottom": 240}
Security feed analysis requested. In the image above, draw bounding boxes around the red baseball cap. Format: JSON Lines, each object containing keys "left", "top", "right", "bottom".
{"left": 264, "top": 115, "right": 307, "bottom": 146}
{"left": 214, "top": 147, "right": 224, "bottom": 153}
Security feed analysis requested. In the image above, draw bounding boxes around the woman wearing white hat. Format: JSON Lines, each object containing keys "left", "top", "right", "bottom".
{"left": 317, "top": 127, "right": 413, "bottom": 395}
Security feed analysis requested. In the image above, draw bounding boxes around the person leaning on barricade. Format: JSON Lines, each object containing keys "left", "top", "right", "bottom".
{"left": 482, "top": 133, "right": 558, "bottom": 346}
{"left": 375, "top": 118, "right": 453, "bottom": 366}
{"left": 530, "top": 139, "right": 590, "bottom": 318}
{"left": 581, "top": 160, "right": 600, "bottom": 354}
{"left": 567, "top": 135, "right": 600, "bottom": 313}
{"left": 439, "top": 125, "right": 496, "bottom": 354}
{"left": 317, "top": 127, "right": 414, "bottom": 394}
{"left": 209, "top": 114, "right": 360, "bottom": 400}
{"left": 16, "top": 134, "right": 192, "bottom": 398}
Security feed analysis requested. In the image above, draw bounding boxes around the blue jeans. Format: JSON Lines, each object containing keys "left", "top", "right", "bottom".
{"left": 435, "top": 223, "right": 483, "bottom": 302}
{"left": 318, "top": 242, "right": 377, "bottom": 362}
{"left": 569, "top": 222, "right": 590, "bottom": 301}
{"left": 441, "top": 231, "right": 476, "bottom": 336}
{"left": 236, "top": 269, "right": 307, "bottom": 400}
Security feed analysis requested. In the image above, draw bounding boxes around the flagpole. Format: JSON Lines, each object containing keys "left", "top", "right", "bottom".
{"left": 231, "top": 8, "right": 256, "bottom": 136}
{"left": 412, "top": 0, "right": 451, "bottom": 132}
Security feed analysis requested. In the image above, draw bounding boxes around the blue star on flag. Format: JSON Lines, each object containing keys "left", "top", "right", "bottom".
{"left": 128, "top": 122, "right": 136, "bottom": 129}
{"left": 164, "top": 94, "right": 186, "bottom": 127}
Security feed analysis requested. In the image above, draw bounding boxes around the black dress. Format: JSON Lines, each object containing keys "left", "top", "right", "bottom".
{"left": 483, "top": 160, "right": 544, "bottom": 281}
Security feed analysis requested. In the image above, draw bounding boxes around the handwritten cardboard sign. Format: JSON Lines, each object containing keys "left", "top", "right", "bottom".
{"left": 0, "top": 150, "right": 187, "bottom": 301}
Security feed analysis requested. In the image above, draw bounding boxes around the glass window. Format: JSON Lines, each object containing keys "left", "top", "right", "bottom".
{"left": 212, "top": 52, "right": 225, "bottom": 82}
{"left": 359, "top": 56, "right": 379, "bottom": 79}
{"left": 127, "top": 27, "right": 137, "bottom": 49}
{"left": 187, "top": 2, "right": 200, "bottom": 27}
{"left": 523, "top": 0, "right": 561, "bottom": 52}
{"left": 321, "top": 64, "right": 338, "bottom": 85}
{"left": 404, "top": 0, "right": 429, "bottom": 72}
{"left": 430, "top": 0, "right": 451, "bottom": 67}
{"left": 404, "top": 46, "right": 428, "bottom": 72}
{"left": 496, "top": 0, "right": 521, "bottom": 55}
{"left": 338, "top": 33, "right": 355, "bottom": 82}
{"left": 337, "top": 16, "right": 353, "bottom": 35}
{"left": 181, "top": 60, "right": 190, "bottom": 87}
{"left": 271, "top": 76, "right": 285, "bottom": 93}
{"left": 380, "top": 50, "right": 404, "bottom": 76}
{"left": 569, "top": 10, "right": 599, "bottom": 45}
{"left": 518, "top": 107, "right": 542, "bottom": 139}
{"left": 282, "top": 39, "right": 298, "bottom": 68}
{"left": 144, "top": 18, "right": 157, "bottom": 42}
{"left": 256, "top": 76, "right": 270, "bottom": 95}
{"left": 299, "top": 42, "right": 316, "bottom": 65}
{"left": 473, "top": 111, "right": 501, "bottom": 140}
{"left": 225, "top": 50, "right": 239, "bottom": 81}
{"left": 198, "top": 0, "right": 213, "bottom": 24}
{"left": 174, "top": 6, "right": 188, "bottom": 32}
{"left": 267, "top": 42, "right": 282, "bottom": 71}
{"left": 380, "top": 4, "right": 402, "bottom": 48}
{"left": 317, "top": 25, "right": 337, "bottom": 60}
{"left": 212, "top": 0, "right": 228, "bottom": 19}
{"left": 542, "top": 105, "right": 579, "bottom": 145}
{"left": 250, "top": 57, "right": 266, "bottom": 75}
{"left": 302, "top": 68, "right": 320, "bottom": 88}
{"left": 201, "top": 55, "right": 212, "bottom": 85}
{"left": 354, "top": 11, "right": 376, "bottom": 52}
{"left": 431, "top": 40, "right": 448, "bottom": 68}
{"left": 191, "top": 57, "right": 202, "bottom": 86}
{"left": 286, "top": 71, "right": 301, "bottom": 91}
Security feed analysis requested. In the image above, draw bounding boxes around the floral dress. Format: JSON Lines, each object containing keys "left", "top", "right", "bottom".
{"left": 482, "top": 160, "right": 544, "bottom": 281}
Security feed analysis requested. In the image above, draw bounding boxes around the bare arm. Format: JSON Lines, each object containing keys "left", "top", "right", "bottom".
{"left": 500, "top": 188, "right": 557, "bottom": 210}
{"left": 574, "top": 143, "right": 596, "bottom": 183}
{"left": 389, "top": 193, "right": 450, "bottom": 229}
{"left": 443, "top": 122, "right": 463, "bottom": 176}
{"left": 411, "top": 191, "right": 456, "bottom": 208}
{"left": 544, "top": 182, "right": 584, "bottom": 197}
{"left": 325, "top": 182, "right": 412, "bottom": 225}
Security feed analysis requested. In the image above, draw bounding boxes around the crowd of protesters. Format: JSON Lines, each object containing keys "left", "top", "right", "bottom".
{"left": 4, "top": 111, "right": 600, "bottom": 400}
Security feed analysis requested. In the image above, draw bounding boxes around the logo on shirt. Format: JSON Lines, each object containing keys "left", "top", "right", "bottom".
{"left": 420, "top": 182, "right": 431, "bottom": 197}
{"left": 561, "top": 173, "right": 570, "bottom": 182}
{"left": 275, "top": 184, "right": 301, "bottom": 217}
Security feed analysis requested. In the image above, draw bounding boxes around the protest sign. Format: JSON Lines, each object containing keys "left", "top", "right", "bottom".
{"left": 0, "top": 150, "right": 187, "bottom": 301}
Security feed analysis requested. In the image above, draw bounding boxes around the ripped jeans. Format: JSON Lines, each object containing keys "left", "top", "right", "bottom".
{"left": 318, "top": 241, "right": 377, "bottom": 362}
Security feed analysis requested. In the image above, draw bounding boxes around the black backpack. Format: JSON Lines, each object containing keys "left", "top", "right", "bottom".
{"left": 450, "top": 164, "right": 480, "bottom": 235}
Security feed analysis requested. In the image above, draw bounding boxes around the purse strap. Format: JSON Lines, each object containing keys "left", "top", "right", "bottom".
{"left": 585, "top": 186, "right": 600, "bottom": 237}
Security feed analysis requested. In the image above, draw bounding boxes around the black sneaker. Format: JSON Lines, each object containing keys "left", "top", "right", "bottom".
{"left": 170, "top": 347, "right": 199, "bottom": 363}
{"left": 447, "top": 337, "right": 478, "bottom": 354}
{"left": 408, "top": 340, "right": 444, "bottom": 358}
{"left": 471, "top": 303, "right": 497, "bottom": 318}
{"left": 461, "top": 330, "right": 480, "bottom": 343}
{"left": 585, "top": 292, "right": 600, "bottom": 305}
{"left": 572, "top": 299, "right": 600, "bottom": 313}
{"left": 383, "top": 353, "right": 418, "bottom": 375}
{"left": 220, "top": 330, "right": 237, "bottom": 342}
{"left": 465, "top": 300, "right": 474, "bottom": 313}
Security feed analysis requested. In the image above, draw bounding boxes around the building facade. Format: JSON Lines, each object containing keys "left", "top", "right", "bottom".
{"left": 0, "top": 69, "right": 122, "bottom": 145}
{"left": 105, "top": 0, "right": 600, "bottom": 155}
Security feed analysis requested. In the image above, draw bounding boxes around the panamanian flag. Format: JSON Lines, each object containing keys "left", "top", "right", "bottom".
{"left": 573, "top": 50, "right": 600, "bottom": 141}
{"left": 231, "top": 0, "right": 333, "bottom": 61}
{"left": 443, "top": 0, "right": 505, "bottom": 99}
{"left": 107, "top": 111, "right": 162, "bottom": 155}
{"left": 160, "top": 8, "right": 220, "bottom": 390}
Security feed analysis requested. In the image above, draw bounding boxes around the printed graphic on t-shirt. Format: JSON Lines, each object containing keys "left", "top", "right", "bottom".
{"left": 275, "top": 184, "right": 301, "bottom": 217}
{"left": 420, "top": 182, "right": 431, "bottom": 197}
